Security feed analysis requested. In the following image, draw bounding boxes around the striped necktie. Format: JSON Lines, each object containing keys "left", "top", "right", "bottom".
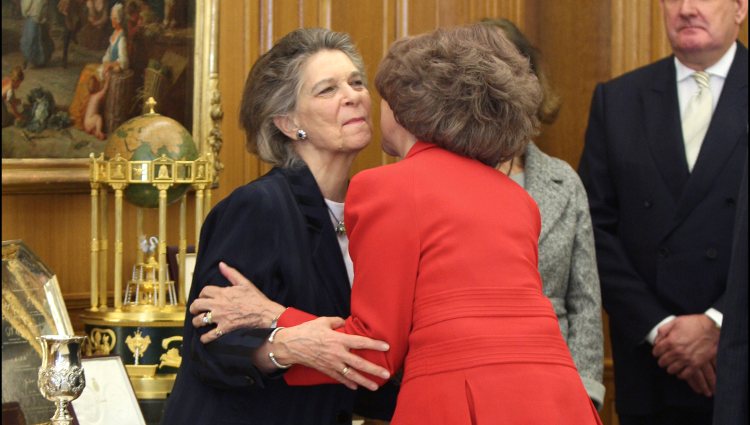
{"left": 681, "top": 71, "right": 712, "bottom": 172}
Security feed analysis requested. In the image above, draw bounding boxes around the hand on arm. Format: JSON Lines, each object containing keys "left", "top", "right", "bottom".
{"left": 252, "top": 317, "right": 391, "bottom": 391}
{"left": 190, "top": 262, "right": 286, "bottom": 343}
{"left": 651, "top": 314, "right": 720, "bottom": 396}
{"left": 195, "top": 262, "right": 390, "bottom": 390}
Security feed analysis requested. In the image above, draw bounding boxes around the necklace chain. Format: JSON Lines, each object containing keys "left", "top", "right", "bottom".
{"left": 326, "top": 204, "right": 346, "bottom": 236}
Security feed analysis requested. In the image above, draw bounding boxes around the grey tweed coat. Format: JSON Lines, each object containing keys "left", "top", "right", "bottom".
{"left": 522, "top": 142, "right": 605, "bottom": 408}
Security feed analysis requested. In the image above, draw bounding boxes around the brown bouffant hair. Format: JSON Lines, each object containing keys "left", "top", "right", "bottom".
{"left": 375, "top": 24, "right": 541, "bottom": 167}
{"left": 480, "top": 18, "right": 561, "bottom": 124}
{"left": 240, "top": 28, "right": 366, "bottom": 168}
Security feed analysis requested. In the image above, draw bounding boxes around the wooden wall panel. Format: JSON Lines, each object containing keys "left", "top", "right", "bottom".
{"left": 531, "top": 0, "right": 611, "bottom": 169}
{"left": 217, "top": 0, "right": 259, "bottom": 198}
{"left": 330, "top": 0, "right": 392, "bottom": 172}
{"left": 272, "top": 1, "right": 309, "bottom": 42}
{"left": 403, "top": 0, "right": 435, "bottom": 35}
{"left": 611, "top": 0, "right": 654, "bottom": 78}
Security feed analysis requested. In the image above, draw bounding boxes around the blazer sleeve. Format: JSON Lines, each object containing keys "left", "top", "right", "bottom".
{"left": 184, "top": 186, "right": 280, "bottom": 390}
{"left": 564, "top": 176, "right": 605, "bottom": 408}
{"left": 283, "top": 167, "right": 420, "bottom": 386}
{"left": 578, "top": 83, "right": 673, "bottom": 348}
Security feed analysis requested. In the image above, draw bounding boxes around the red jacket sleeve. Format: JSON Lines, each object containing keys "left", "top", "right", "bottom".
{"left": 284, "top": 165, "right": 420, "bottom": 386}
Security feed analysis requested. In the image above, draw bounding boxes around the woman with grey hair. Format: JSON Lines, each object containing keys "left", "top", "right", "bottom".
{"left": 161, "top": 27, "right": 394, "bottom": 425}
{"left": 196, "top": 24, "right": 602, "bottom": 424}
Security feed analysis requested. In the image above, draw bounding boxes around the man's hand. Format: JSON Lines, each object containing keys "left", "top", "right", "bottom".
{"left": 191, "top": 262, "right": 286, "bottom": 343}
{"left": 682, "top": 365, "right": 716, "bottom": 397}
{"left": 270, "top": 317, "right": 391, "bottom": 391}
{"left": 652, "top": 314, "right": 720, "bottom": 396}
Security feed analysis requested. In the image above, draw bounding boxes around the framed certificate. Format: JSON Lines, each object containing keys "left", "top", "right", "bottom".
{"left": 71, "top": 356, "right": 145, "bottom": 425}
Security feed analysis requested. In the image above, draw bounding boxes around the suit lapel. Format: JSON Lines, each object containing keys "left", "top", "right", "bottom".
{"left": 644, "top": 57, "right": 690, "bottom": 203}
{"left": 283, "top": 167, "right": 352, "bottom": 314}
{"left": 673, "top": 44, "right": 748, "bottom": 226}
{"left": 524, "top": 143, "right": 568, "bottom": 244}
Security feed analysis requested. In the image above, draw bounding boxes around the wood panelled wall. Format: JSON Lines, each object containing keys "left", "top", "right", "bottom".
{"left": 2, "top": 2, "right": 747, "bottom": 425}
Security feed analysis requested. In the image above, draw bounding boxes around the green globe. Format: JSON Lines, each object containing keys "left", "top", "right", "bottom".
{"left": 105, "top": 113, "right": 198, "bottom": 208}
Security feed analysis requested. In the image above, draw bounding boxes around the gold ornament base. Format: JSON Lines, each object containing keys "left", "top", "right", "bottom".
{"left": 130, "top": 373, "right": 178, "bottom": 400}
{"left": 80, "top": 306, "right": 185, "bottom": 400}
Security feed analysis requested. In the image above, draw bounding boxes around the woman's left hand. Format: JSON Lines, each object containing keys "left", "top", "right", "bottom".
{"left": 272, "top": 317, "right": 391, "bottom": 391}
{"left": 191, "top": 262, "right": 286, "bottom": 344}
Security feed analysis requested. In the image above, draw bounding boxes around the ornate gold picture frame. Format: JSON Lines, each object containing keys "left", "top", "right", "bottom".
{"left": 1, "top": 0, "right": 222, "bottom": 194}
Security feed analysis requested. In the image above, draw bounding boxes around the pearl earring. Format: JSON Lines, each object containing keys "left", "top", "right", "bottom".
{"left": 296, "top": 129, "right": 307, "bottom": 140}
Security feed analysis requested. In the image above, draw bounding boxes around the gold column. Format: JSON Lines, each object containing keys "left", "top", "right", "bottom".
{"left": 113, "top": 185, "right": 125, "bottom": 310}
{"left": 178, "top": 196, "right": 187, "bottom": 305}
{"left": 99, "top": 188, "right": 108, "bottom": 308}
{"left": 195, "top": 188, "right": 204, "bottom": 255}
{"left": 204, "top": 189, "right": 212, "bottom": 221}
{"left": 157, "top": 185, "right": 168, "bottom": 308}
{"left": 90, "top": 183, "right": 99, "bottom": 311}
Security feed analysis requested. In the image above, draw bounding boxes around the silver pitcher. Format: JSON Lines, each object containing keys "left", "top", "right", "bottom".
{"left": 37, "top": 335, "right": 87, "bottom": 425}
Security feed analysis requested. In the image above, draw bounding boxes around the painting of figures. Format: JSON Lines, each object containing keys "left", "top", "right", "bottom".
{"left": 1, "top": 0, "right": 195, "bottom": 159}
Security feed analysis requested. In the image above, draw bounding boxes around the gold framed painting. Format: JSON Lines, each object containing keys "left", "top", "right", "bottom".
{"left": 1, "top": 0, "right": 222, "bottom": 194}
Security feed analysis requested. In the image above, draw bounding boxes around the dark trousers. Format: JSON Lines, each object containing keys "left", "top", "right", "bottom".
{"left": 619, "top": 408, "right": 713, "bottom": 425}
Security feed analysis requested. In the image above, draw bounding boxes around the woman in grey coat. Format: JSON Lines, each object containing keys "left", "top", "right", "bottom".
{"left": 485, "top": 18, "right": 605, "bottom": 408}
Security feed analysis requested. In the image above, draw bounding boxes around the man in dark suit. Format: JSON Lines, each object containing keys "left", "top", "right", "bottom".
{"left": 578, "top": 0, "right": 748, "bottom": 423}
{"left": 713, "top": 159, "right": 748, "bottom": 425}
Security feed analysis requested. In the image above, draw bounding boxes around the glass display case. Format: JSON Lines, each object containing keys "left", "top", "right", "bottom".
{"left": 2, "top": 240, "right": 74, "bottom": 425}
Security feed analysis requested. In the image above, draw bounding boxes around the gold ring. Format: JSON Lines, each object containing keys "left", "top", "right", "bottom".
{"left": 215, "top": 328, "right": 223, "bottom": 337}
{"left": 203, "top": 311, "right": 213, "bottom": 325}
{"left": 340, "top": 366, "right": 350, "bottom": 376}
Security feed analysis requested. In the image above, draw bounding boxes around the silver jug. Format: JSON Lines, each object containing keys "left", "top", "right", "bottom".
{"left": 37, "top": 335, "right": 87, "bottom": 425}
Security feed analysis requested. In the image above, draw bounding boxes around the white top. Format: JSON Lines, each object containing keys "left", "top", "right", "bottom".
{"left": 675, "top": 42, "right": 736, "bottom": 117}
{"left": 324, "top": 199, "right": 354, "bottom": 287}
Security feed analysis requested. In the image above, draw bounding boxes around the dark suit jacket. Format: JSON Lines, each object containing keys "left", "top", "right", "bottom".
{"left": 162, "top": 166, "right": 358, "bottom": 425}
{"left": 579, "top": 42, "right": 748, "bottom": 415}
{"left": 713, "top": 158, "right": 748, "bottom": 425}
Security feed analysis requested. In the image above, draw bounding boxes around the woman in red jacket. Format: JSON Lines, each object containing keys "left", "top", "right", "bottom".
{"left": 195, "top": 24, "right": 602, "bottom": 424}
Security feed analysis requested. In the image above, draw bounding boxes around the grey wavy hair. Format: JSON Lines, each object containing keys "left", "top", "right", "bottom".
{"left": 240, "top": 28, "right": 366, "bottom": 168}
{"left": 375, "top": 24, "right": 542, "bottom": 166}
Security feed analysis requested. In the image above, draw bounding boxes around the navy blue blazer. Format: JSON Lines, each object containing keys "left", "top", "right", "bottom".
{"left": 579, "top": 42, "right": 748, "bottom": 415}
{"left": 162, "top": 166, "right": 360, "bottom": 425}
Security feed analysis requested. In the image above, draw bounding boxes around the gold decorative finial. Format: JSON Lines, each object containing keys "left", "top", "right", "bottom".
{"left": 145, "top": 97, "right": 157, "bottom": 114}
{"left": 126, "top": 329, "right": 152, "bottom": 365}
